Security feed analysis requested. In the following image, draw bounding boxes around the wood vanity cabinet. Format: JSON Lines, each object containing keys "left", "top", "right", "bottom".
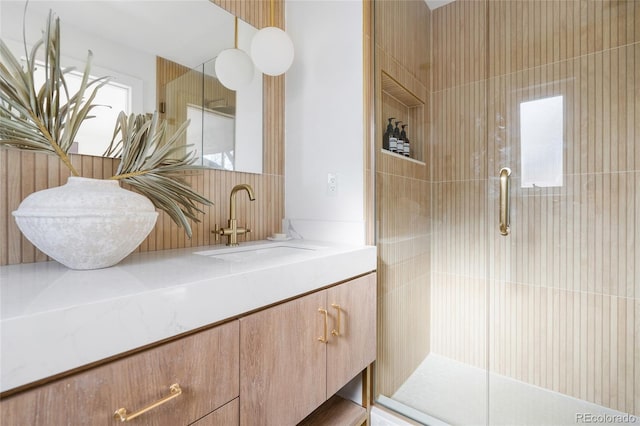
{"left": 0, "top": 320, "right": 239, "bottom": 426}
{"left": 192, "top": 398, "right": 239, "bottom": 425}
{"left": 239, "top": 273, "right": 376, "bottom": 426}
{"left": 0, "top": 272, "right": 375, "bottom": 426}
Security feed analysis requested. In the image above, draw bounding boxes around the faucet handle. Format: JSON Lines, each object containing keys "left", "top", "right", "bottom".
{"left": 241, "top": 225, "right": 251, "bottom": 240}
{"left": 212, "top": 224, "right": 221, "bottom": 241}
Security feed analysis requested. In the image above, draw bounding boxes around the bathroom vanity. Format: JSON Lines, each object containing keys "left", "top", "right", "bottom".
{"left": 0, "top": 240, "right": 376, "bottom": 425}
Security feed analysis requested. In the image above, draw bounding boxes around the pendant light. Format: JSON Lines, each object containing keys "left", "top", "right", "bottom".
{"left": 250, "top": 0, "right": 294, "bottom": 76}
{"left": 215, "top": 17, "right": 254, "bottom": 91}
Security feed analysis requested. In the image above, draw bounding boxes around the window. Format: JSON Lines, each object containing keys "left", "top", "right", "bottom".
{"left": 33, "top": 64, "right": 132, "bottom": 157}
{"left": 520, "top": 95, "right": 564, "bottom": 188}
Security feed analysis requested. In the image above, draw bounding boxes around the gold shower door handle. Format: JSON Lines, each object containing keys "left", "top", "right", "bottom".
{"left": 331, "top": 304, "right": 341, "bottom": 336}
{"left": 499, "top": 167, "right": 511, "bottom": 236}
{"left": 318, "top": 308, "right": 328, "bottom": 343}
{"left": 113, "top": 383, "right": 182, "bottom": 422}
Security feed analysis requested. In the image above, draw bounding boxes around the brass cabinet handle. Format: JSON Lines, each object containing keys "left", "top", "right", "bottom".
{"left": 331, "top": 304, "right": 341, "bottom": 337}
{"left": 113, "top": 383, "right": 182, "bottom": 422}
{"left": 318, "top": 308, "right": 328, "bottom": 343}
{"left": 499, "top": 167, "right": 511, "bottom": 236}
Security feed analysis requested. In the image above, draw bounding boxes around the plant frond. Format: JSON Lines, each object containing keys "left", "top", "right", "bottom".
{"left": 1, "top": 13, "right": 212, "bottom": 239}
{"left": 0, "top": 11, "right": 111, "bottom": 176}
{"left": 109, "top": 111, "right": 213, "bottom": 238}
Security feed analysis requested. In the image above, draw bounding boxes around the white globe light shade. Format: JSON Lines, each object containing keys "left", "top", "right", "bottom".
{"left": 214, "top": 48, "right": 254, "bottom": 91}
{"left": 250, "top": 26, "right": 294, "bottom": 76}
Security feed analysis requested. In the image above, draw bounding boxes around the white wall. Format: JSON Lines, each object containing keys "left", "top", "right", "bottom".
{"left": 284, "top": 0, "right": 365, "bottom": 245}
{"left": 234, "top": 20, "right": 264, "bottom": 174}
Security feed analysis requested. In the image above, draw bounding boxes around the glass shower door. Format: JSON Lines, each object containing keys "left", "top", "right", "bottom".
{"left": 487, "top": 1, "right": 638, "bottom": 423}
{"left": 372, "top": 0, "right": 490, "bottom": 422}
{"left": 372, "top": 1, "right": 637, "bottom": 425}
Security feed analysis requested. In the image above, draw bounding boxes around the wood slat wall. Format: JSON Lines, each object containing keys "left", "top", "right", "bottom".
{"left": 431, "top": 0, "right": 638, "bottom": 415}
{"left": 374, "top": 0, "right": 432, "bottom": 398}
{"left": 156, "top": 56, "right": 193, "bottom": 123}
{"left": 364, "top": 0, "right": 375, "bottom": 245}
{"left": 158, "top": 56, "right": 236, "bottom": 145}
{"left": 0, "top": 0, "right": 285, "bottom": 266}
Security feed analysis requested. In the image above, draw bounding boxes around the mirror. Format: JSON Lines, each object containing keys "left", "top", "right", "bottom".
{"left": 0, "top": 0, "right": 263, "bottom": 174}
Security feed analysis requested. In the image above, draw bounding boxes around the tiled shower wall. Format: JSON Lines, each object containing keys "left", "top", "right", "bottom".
{"left": 0, "top": 0, "right": 285, "bottom": 266}
{"left": 374, "top": 0, "right": 432, "bottom": 397}
{"left": 430, "top": 0, "right": 639, "bottom": 415}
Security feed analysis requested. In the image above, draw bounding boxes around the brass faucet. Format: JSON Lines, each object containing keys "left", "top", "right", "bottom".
{"left": 214, "top": 184, "right": 256, "bottom": 246}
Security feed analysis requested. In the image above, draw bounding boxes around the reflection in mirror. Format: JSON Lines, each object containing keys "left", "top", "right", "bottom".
{"left": 0, "top": 0, "right": 263, "bottom": 174}
{"left": 189, "top": 59, "right": 238, "bottom": 170}
{"left": 193, "top": 105, "right": 235, "bottom": 170}
{"left": 164, "top": 22, "right": 262, "bottom": 174}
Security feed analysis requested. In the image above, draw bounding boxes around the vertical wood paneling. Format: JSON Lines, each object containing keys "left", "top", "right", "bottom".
{"left": 156, "top": 56, "right": 192, "bottom": 121}
{"left": 429, "top": 0, "right": 638, "bottom": 417}
{"left": 20, "top": 153, "right": 35, "bottom": 263}
{"left": 432, "top": 0, "right": 486, "bottom": 92}
{"left": 489, "top": 0, "right": 639, "bottom": 79}
{"left": 364, "top": 0, "right": 375, "bottom": 245}
{"left": 0, "top": 0, "right": 285, "bottom": 265}
{"left": 374, "top": 0, "right": 432, "bottom": 398}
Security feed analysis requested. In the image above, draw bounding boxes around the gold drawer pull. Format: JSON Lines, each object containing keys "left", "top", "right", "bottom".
{"left": 331, "top": 304, "right": 341, "bottom": 337}
{"left": 318, "top": 308, "right": 328, "bottom": 343}
{"left": 113, "top": 383, "right": 182, "bottom": 422}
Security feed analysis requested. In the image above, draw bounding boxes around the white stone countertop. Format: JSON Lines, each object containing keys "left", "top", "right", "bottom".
{"left": 0, "top": 239, "right": 376, "bottom": 393}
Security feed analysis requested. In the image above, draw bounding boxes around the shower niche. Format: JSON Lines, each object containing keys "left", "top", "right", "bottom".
{"left": 380, "top": 71, "right": 425, "bottom": 163}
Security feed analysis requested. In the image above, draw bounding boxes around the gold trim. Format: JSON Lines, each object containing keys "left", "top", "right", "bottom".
{"left": 499, "top": 167, "right": 511, "bottom": 236}
{"left": 113, "top": 383, "right": 182, "bottom": 422}
{"left": 331, "top": 303, "right": 341, "bottom": 337}
{"left": 318, "top": 308, "right": 328, "bottom": 343}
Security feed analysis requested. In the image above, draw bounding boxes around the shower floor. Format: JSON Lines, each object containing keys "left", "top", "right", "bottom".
{"left": 390, "top": 354, "right": 637, "bottom": 426}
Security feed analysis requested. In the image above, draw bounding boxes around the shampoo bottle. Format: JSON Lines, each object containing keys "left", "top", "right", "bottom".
{"left": 390, "top": 121, "right": 401, "bottom": 153}
{"left": 401, "top": 125, "right": 410, "bottom": 157}
{"left": 383, "top": 117, "right": 395, "bottom": 151}
{"left": 396, "top": 123, "right": 405, "bottom": 154}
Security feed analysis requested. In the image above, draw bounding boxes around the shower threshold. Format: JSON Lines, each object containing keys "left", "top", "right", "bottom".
{"left": 387, "top": 354, "right": 637, "bottom": 425}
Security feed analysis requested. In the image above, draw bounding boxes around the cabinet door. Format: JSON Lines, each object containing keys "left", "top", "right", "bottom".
{"left": 191, "top": 398, "right": 239, "bottom": 425}
{"left": 1, "top": 321, "right": 239, "bottom": 426}
{"left": 240, "top": 290, "right": 327, "bottom": 426}
{"left": 326, "top": 273, "right": 377, "bottom": 396}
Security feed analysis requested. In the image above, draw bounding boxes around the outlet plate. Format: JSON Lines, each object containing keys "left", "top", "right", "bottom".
{"left": 327, "top": 173, "right": 338, "bottom": 196}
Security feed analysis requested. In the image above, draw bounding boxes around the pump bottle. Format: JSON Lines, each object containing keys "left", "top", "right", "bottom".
{"left": 401, "top": 125, "right": 410, "bottom": 157}
{"left": 396, "top": 123, "right": 405, "bottom": 154}
{"left": 390, "top": 121, "right": 401, "bottom": 153}
{"left": 383, "top": 117, "right": 395, "bottom": 151}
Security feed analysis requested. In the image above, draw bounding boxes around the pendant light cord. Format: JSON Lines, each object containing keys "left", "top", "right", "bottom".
{"left": 270, "top": 0, "right": 274, "bottom": 27}
{"left": 234, "top": 16, "right": 238, "bottom": 48}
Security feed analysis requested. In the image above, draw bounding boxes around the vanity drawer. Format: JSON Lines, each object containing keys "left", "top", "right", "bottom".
{"left": 191, "top": 398, "right": 239, "bottom": 425}
{"left": 1, "top": 320, "right": 239, "bottom": 426}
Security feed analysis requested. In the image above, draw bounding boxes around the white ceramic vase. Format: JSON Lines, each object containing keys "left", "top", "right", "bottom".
{"left": 12, "top": 177, "right": 158, "bottom": 270}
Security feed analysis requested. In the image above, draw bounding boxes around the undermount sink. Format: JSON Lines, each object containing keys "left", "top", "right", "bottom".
{"left": 193, "top": 241, "right": 322, "bottom": 262}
